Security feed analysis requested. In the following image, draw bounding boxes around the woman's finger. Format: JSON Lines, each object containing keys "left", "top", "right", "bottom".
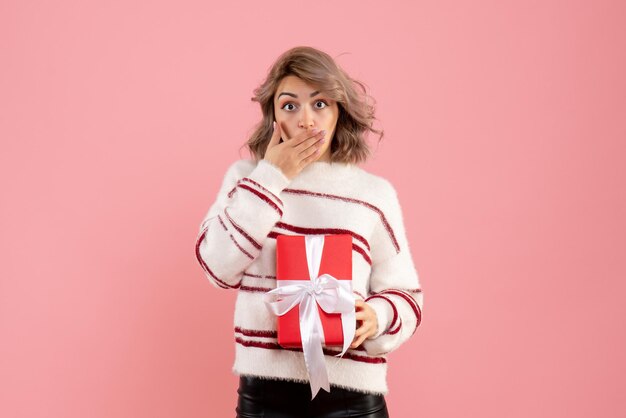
{"left": 351, "top": 334, "right": 367, "bottom": 348}
{"left": 354, "top": 325, "right": 366, "bottom": 338}
{"left": 291, "top": 127, "right": 321, "bottom": 149}
{"left": 267, "top": 121, "right": 282, "bottom": 150}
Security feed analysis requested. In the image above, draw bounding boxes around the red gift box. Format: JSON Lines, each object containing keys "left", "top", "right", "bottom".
{"left": 274, "top": 234, "right": 353, "bottom": 348}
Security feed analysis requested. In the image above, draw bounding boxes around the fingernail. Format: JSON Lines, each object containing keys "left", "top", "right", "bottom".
{"left": 273, "top": 121, "right": 276, "bottom": 130}
{"left": 312, "top": 128, "right": 319, "bottom": 133}
{"left": 321, "top": 130, "right": 326, "bottom": 135}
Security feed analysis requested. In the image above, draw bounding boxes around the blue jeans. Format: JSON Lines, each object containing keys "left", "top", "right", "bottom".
{"left": 235, "top": 375, "right": 390, "bottom": 418}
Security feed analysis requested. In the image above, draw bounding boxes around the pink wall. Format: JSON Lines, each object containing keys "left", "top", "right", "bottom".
{"left": 1, "top": 1, "right": 625, "bottom": 417}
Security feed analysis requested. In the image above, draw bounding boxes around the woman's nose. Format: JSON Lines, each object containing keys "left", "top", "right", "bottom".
{"left": 299, "top": 107, "right": 315, "bottom": 129}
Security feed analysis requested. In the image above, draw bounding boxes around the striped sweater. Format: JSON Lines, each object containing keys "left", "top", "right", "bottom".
{"left": 195, "top": 158, "right": 424, "bottom": 396}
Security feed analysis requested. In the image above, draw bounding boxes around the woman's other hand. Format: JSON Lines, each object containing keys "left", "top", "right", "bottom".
{"left": 351, "top": 299, "right": 379, "bottom": 349}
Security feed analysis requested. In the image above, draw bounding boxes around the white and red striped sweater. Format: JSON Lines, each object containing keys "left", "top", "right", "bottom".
{"left": 195, "top": 158, "right": 424, "bottom": 395}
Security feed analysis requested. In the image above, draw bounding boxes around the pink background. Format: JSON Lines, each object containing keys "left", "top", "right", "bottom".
{"left": 2, "top": 1, "right": 625, "bottom": 417}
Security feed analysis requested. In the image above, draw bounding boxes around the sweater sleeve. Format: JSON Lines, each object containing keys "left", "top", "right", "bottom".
{"left": 361, "top": 181, "right": 424, "bottom": 356}
{"left": 195, "top": 159, "right": 292, "bottom": 289}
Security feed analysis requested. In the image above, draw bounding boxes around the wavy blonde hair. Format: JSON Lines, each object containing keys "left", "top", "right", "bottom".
{"left": 239, "top": 46, "right": 384, "bottom": 165}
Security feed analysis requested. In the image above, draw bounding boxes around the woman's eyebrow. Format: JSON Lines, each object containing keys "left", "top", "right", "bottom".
{"left": 277, "top": 90, "right": 320, "bottom": 99}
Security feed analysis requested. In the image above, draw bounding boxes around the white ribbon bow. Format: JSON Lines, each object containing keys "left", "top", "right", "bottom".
{"left": 263, "top": 235, "right": 356, "bottom": 400}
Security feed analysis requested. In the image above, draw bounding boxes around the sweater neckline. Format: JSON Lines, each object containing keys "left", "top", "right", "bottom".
{"left": 295, "top": 160, "right": 357, "bottom": 179}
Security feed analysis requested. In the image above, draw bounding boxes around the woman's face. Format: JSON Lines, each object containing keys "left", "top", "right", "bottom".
{"left": 273, "top": 75, "right": 339, "bottom": 162}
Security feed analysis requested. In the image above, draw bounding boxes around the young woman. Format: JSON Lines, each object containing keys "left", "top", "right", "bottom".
{"left": 195, "top": 46, "right": 424, "bottom": 418}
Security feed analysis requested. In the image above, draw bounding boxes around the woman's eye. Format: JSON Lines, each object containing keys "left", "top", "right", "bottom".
{"left": 315, "top": 100, "right": 328, "bottom": 109}
{"left": 281, "top": 100, "right": 329, "bottom": 111}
